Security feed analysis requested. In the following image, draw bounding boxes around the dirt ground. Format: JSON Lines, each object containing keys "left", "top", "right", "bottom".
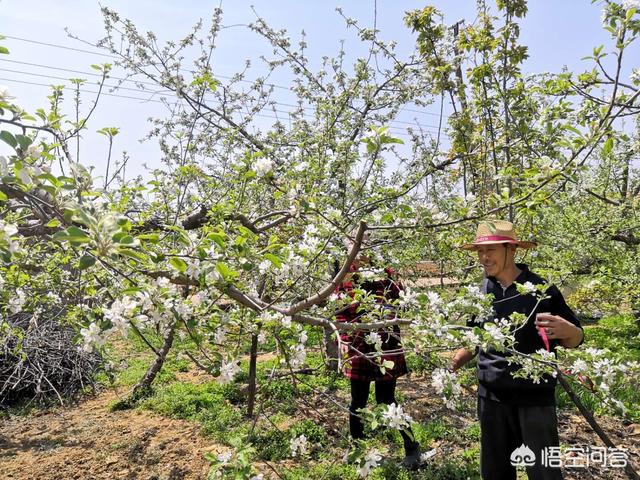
{"left": 0, "top": 386, "right": 217, "bottom": 480}
{"left": 1, "top": 373, "right": 639, "bottom": 480}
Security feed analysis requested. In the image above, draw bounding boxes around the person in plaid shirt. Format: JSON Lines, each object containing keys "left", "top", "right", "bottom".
{"left": 335, "top": 236, "right": 421, "bottom": 469}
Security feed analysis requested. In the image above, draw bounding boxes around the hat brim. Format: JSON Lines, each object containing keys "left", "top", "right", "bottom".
{"left": 460, "top": 240, "right": 537, "bottom": 250}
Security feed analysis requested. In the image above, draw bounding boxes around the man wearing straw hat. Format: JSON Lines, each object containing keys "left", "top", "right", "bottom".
{"left": 452, "top": 220, "right": 583, "bottom": 480}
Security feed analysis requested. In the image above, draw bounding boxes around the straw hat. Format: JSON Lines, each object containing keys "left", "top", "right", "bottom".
{"left": 460, "top": 220, "right": 537, "bottom": 250}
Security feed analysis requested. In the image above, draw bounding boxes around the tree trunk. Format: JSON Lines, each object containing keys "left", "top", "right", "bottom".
{"left": 558, "top": 374, "right": 639, "bottom": 480}
{"left": 324, "top": 326, "right": 339, "bottom": 372}
{"left": 129, "top": 318, "right": 178, "bottom": 401}
{"left": 246, "top": 331, "right": 259, "bottom": 417}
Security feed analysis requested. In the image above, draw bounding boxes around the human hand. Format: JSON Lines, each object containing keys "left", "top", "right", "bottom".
{"left": 535, "top": 313, "right": 582, "bottom": 345}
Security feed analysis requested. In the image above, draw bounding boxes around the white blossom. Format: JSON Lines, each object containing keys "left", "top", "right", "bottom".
{"left": 570, "top": 359, "right": 589, "bottom": 374}
{"left": 398, "top": 287, "right": 418, "bottom": 307}
{"left": 631, "top": 68, "right": 640, "bottom": 85}
{"left": 0, "top": 221, "right": 18, "bottom": 237}
{"left": 185, "top": 260, "right": 200, "bottom": 279}
{"left": 289, "top": 434, "right": 308, "bottom": 457}
{"left": 17, "top": 168, "right": 31, "bottom": 185}
{"left": 206, "top": 243, "right": 222, "bottom": 261}
{"left": 427, "top": 291, "right": 442, "bottom": 309}
{"left": 254, "top": 157, "right": 273, "bottom": 176}
{"left": 188, "top": 291, "right": 205, "bottom": 307}
{"left": 290, "top": 343, "right": 307, "bottom": 368}
{"left": 80, "top": 322, "right": 106, "bottom": 351}
{"left": 365, "top": 332, "right": 383, "bottom": 351}
{"left": 293, "top": 161, "right": 308, "bottom": 172}
{"left": 623, "top": 0, "right": 640, "bottom": 10}
{"left": 517, "top": 281, "right": 537, "bottom": 295}
{"left": 213, "top": 327, "right": 227, "bottom": 344}
{"left": 431, "top": 368, "right": 462, "bottom": 410}
{"left": 8, "top": 289, "right": 26, "bottom": 314}
{"left": 258, "top": 259, "right": 271, "bottom": 274}
{"left": 381, "top": 403, "right": 412, "bottom": 429}
{"left": 433, "top": 211, "right": 447, "bottom": 222}
{"left": 484, "top": 322, "right": 508, "bottom": 344}
{"left": 26, "top": 145, "right": 43, "bottom": 158}
{"left": 0, "top": 156, "right": 8, "bottom": 176}
{"left": 357, "top": 449, "right": 382, "bottom": 478}
{"left": 218, "top": 359, "right": 241, "bottom": 383}
{"left": 0, "top": 86, "right": 14, "bottom": 103}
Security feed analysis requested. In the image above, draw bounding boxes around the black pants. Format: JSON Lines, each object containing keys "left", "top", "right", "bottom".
{"left": 350, "top": 378, "right": 417, "bottom": 451}
{"left": 478, "top": 396, "right": 563, "bottom": 480}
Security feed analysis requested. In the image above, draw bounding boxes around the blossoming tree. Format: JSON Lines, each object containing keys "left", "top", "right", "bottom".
{"left": 1, "top": 0, "right": 640, "bottom": 477}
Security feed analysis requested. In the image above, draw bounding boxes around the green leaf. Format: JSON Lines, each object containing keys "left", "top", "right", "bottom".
{"left": 15, "top": 134, "right": 32, "bottom": 151}
{"left": 52, "top": 228, "right": 90, "bottom": 244}
{"left": 0, "top": 190, "right": 7, "bottom": 201}
{"left": 136, "top": 233, "right": 160, "bottom": 243}
{"left": 54, "top": 226, "right": 90, "bottom": 244}
{"left": 626, "top": 7, "right": 636, "bottom": 22}
{"left": 112, "top": 232, "right": 133, "bottom": 244}
{"left": 169, "top": 257, "right": 187, "bottom": 273}
{"left": 263, "top": 253, "right": 282, "bottom": 268}
{"left": 78, "top": 254, "right": 96, "bottom": 270}
{"left": 0, "top": 130, "right": 17, "bottom": 148}
{"left": 118, "top": 235, "right": 135, "bottom": 245}
{"left": 73, "top": 209, "right": 99, "bottom": 228}
{"left": 207, "top": 232, "right": 226, "bottom": 248}
{"left": 117, "top": 248, "right": 147, "bottom": 262}
{"left": 67, "top": 226, "right": 89, "bottom": 238}
{"left": 46, "top": 218, "right": 61, "bottom": 228}
{"left": 38, "top": 173, "right": 61, "bottom": 187}
{"left": 0, "top": 46, "right": 9, "bottom": 54}
{"left": 216, "top": 262, "right": 238, "bottom": 281}
{"left": 603, "top": 137, "right": 614, "bottom": 156}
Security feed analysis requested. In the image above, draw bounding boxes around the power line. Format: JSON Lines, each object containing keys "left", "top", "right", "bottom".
{"left": 0, "top": 58, "right": 164, "bottom": 89}
{"left": 4, "top": 34, "right": 448, "bottom": 119}
{"left": 1, "top": 58, "right": 445, "bottom": 128}
{"left": 0, "top": 76, "right": 171, "bottom": 104}
{"left": 0, "top": 67, "right": 172, "bottom": 97}
{"left": 0, "top": 67, "right": 443, "bottom": 133}
{"left": 0, "top": 76, "right": 437, "bottom": 139}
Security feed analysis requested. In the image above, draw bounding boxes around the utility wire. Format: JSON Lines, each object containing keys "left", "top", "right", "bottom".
{"left": 0, "top": 75, "right": 435, "bottom": 138}
{"left": 4, "top": 34, "right": 448, "bottom": 119}
{"left": 0, "top": 68, "right": 442, "bottom": 134}
{"left": 0, "top": 58, "right": 445, "bottom": 128}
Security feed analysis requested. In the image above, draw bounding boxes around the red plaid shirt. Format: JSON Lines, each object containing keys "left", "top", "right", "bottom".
{"left": 334, "top": 264, "right": 408, "bottom": 381}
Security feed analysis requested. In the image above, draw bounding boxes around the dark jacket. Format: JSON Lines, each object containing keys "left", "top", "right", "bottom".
{"left": 470, "top": 263, "right": 582, "bottom": 406}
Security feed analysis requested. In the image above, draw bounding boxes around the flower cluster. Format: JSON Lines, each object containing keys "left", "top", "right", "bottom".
{"left": 218, "top": 359, "right": 241, "bottom": 383}
{"left": 356, "top": 449, "right": 382, "bottom": 478}
{"left": 381, "top": 402, "right": 413, "bottom": 429}
{"left": 431, "top": 368, "right": 462, "bottom": 410}
{"left": 289, "top": 434, "right": 308, "bottom": 457}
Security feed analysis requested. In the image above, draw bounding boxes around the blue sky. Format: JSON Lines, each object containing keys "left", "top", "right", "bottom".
{"left": 0, "top": 1, "right": 625, "bottom": 179}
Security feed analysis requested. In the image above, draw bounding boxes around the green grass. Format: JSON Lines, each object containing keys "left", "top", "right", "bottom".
{"left": 98, "top": 313, "right": 638, "bottom": 478}
{"left": 137, "top": 379, "right": 247, "bottom": 442}
{"left": 556, "top": 314, "right": 640, "bottom": 421}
